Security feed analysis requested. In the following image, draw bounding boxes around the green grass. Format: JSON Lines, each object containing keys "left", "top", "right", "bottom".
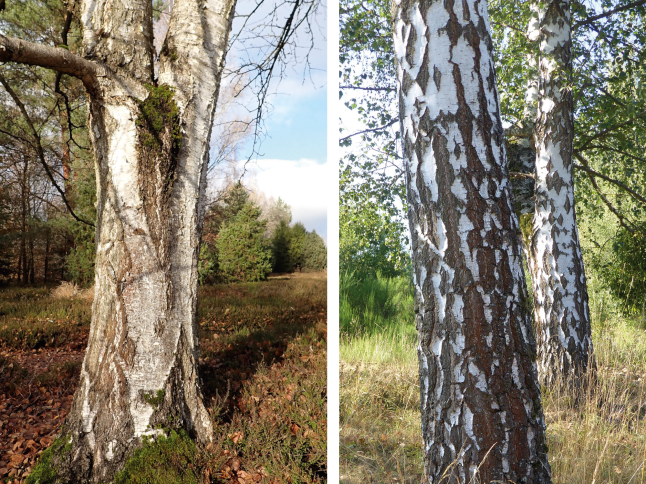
{"left": 0, "top": 285, "right": 91, "bottom": 349}
{"left": 340, "top": 272, "right": 646, "bottom": 484}
{"left": 340, "top": 273, "right": 416, "bottom": 366}
{"left": 339, "top": 273, "right": 422, "bottom": 482}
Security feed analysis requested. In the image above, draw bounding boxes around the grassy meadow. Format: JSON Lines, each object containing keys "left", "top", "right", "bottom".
{"left": 340, "top": 272, "right": 646, "bottom": 484}
{"left": 1, "top": 274, "right": 326, "bottom": 484}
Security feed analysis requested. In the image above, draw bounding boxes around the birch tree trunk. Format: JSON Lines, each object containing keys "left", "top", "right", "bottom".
{"left": 391, "top": 0, "right": 551, "bottom": 481}
{"left": 530, "top": 0, "right": 593, "bottom": 387}
{"left": 2, "top": 0, "right": 235, "bottom": 480}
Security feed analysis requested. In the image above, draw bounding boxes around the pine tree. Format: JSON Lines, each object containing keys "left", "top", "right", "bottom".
{"left": 216, "top": 203, "right": 273, "bottom": 282}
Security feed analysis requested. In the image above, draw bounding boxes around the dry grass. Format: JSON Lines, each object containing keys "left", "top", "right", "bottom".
{"left": 268, "top": 270, "right": 327, "bottom": 280}
{"left": 543, "top": 323, "right": 646, "bottom": 484}
{"left": 49, "top": 282, "right": 94, "bottom": 301}
{"left": 340, "top": 360, "right": 422, "bottom": 484}
{"left": 340, "top": 318, "right": 646, "bottom": 484}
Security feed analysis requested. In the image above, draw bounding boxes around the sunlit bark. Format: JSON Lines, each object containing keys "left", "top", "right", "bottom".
{"left": 530, "top": 0, "right": 593, "bottom": 387}
{"left": 392, "top": 0, "right": 551, "bottom": 481}
{"left": 2, "top": 0, "right": 236, "bottom": 481}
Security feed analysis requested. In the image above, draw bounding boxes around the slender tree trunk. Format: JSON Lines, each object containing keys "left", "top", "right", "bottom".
{"left": 44, "top": 230, "right": 50, "bottom": 283}
{"left": 392, "top": 0, "right": 551, "bottom": 482}
{"left": 8, "top": 0, "right": 239, "bottom": 481}
{"left": 60, "top": 110, "right": 71, "bottom": 197}
{"left": 28, "top": 231, "right": 35, "bottom": 284}
{"left": 530, "top": 0, "right": 593, "bottom": 387}
{"left": 20, "top": 157, "right": 28, "bottom": 285}
{"left": 16, "top": 245, "right": 22, "bottom": 283}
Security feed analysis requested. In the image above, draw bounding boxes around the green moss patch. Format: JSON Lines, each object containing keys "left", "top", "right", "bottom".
{"left": 136, "top": 84, "right": 181, "bottom": 155}
{"left": 135, "top": 84, "right": 182, "bottom": 259}
{"left": 143, "top": 389, "right": 165, "bottom": 409}
{"left": 24, "top": 436, "right": 72, "bottom": 484}
{"left": 112, "top": 430, "right": 199, "bottom": 484}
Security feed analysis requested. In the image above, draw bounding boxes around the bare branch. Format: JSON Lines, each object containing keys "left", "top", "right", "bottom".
{"left": 340, "top": 119, "right": 398, "bottom": 142}
{"left": 573, "top": 0, "right": 646, "bottom": 29}
{"left": 340, "top": 85, "right": 395, "bottom": 92}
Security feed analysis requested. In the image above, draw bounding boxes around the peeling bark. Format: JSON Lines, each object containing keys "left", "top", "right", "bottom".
{"left": 391, "top": 0, "right": 551, "bottom": 482}
{"left": 2, "top": 0, "right": 239, "bottom": 481}
{"left": 530, "top": 0, "right": 593, "bottom": 387}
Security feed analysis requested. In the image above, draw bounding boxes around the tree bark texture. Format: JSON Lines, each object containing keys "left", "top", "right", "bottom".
{"left": 530, "top": 0, "right": 593, "bottom": 387}
{"left": 507, "top": 141, "right": 536, "bottom": 216}
{"left": 8, "top": 0, "right": 239, "bottom": 481}
{"left": 391, "top": 0, "right": 551, "bottom": 482}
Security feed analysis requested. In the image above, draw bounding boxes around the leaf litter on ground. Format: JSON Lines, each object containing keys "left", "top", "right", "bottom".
{"left": 0, "top": 274, "right": 327, "bottom": 484}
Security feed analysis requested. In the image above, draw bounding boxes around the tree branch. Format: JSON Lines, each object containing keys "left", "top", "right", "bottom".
{"left": 573, "top": 0, "right": 646, "bottom": 29}
{"left": 339, "top": 85, "right": 395, "bottom": 92}
{"left": 0, "top": 35, "right": 99, "bottom": 93}
{"left": 577, "top": 108, "right": 646, "bottom": 152}
{"left": 584, "top": 143, "right": 646, "bottom": 165}
{"left": 573, "top": 152, "right": 646, "bottom": 206}
{"left": 586, "top": 170, "right": 636, "bottom": 233}
{"left": 340, "top": 119, "right": 398, "bottom": 142}
{"left": 0, "top": 73, "right": 94, "bottom": 227}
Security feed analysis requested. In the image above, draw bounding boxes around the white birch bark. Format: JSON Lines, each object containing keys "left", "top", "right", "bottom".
{"left": 530, "top": 0, "right": 593, "bottom": 387}
{"left": 391, "top": 0, "right": 551, "bottom": 481}
{"left": 29, "top": 0, "right": 238, "bottom": 481}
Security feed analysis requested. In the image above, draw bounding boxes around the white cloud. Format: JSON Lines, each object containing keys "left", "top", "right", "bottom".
{"left": 242, "top": 158, "right": 328, "bottom": 241}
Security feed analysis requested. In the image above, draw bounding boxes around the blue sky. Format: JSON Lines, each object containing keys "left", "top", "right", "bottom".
{"left": 221, "top": 1, "right": 329, "bottom": 241}
{"left": 245, "top": 87, "right": 327, "bottom": 164}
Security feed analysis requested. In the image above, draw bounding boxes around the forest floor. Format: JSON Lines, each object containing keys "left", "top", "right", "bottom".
{"left": 0, "top": 274, "right": 327, "bottom": 484}
{"left": 340, "top": 276, "right": 646, "bottom": 484}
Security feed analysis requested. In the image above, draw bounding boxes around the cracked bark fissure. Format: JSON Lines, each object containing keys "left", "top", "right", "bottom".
{"left": 391, "top": 0, "right": 552, "bottom": 482}
{"left": 531, "top": 0, "right": 593, "bottom": 387}
{"left": 0, "top": 0, "right": 236, "bottom": 481}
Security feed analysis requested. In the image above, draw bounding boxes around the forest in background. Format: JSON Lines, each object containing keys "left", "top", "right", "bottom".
{"left": 340, "top": 0, "right": 646, "bottom": 482}
{"left": 340, "top": 0, "right": 646, "bottom": 315}
{"left": 0, "top": 2, "right": 326, "bottom": 289}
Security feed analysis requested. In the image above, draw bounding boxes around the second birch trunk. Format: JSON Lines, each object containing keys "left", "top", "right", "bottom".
{"left": 531, "top": 0, "right": 593, "bottom": 387}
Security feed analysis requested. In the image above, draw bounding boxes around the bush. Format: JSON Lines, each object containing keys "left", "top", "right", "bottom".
{"left": 603, "top": 225, "right": 646, "bottom": 315}
{"left": 199, "top": 182, "right": 251, "bottom": 283}
{"left": 216, "top": 203, "right": 273, "bottom": 282}
{"left": 271, "top": 220, "right": 292, "bottom": 273}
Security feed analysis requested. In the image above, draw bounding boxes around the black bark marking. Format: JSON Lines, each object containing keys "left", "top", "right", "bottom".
{"left": 433, "top": 65, "right": 442, "bottom": 92}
